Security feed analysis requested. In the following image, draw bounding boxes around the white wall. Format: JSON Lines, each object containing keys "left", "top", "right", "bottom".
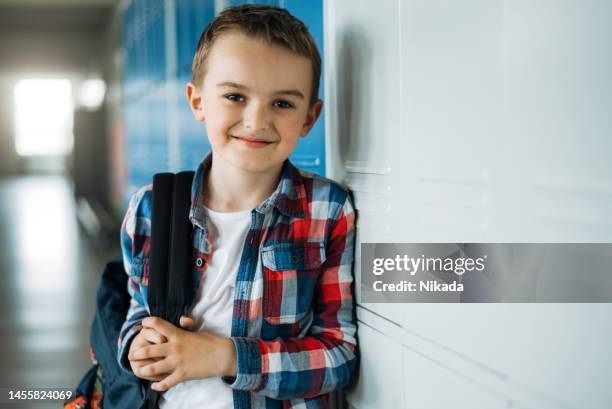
{"left": 324, "top": 1, "right": 612, "bottom": 408}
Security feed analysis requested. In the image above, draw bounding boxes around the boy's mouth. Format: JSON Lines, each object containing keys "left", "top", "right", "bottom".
{"left": 232, "top": 135, "right": 274, "bottom": 148}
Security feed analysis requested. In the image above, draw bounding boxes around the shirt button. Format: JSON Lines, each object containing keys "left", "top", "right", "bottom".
{"left": 291, "top": 255, "right": 299, "bottom": 264}
{"left": 196, "top": 258, "right": 204, "bottom": 267}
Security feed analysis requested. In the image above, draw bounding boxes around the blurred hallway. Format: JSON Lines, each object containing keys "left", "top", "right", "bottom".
{"left": 0, "top": 175, "right": 119, "bottom": 408}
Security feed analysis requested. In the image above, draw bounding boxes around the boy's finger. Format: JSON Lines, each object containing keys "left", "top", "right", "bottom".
{"left": 134, "top": 369, "right": 170, "bottom": 382}
{"left": 137, "top": 358, "right": 174, "bottom": 379}
{"left": 142, "top": 316, "right": 177, "bottom": 339}
{"left": 129, "top": 343, "right": 169, "bottom": 361}
{"left": 179, "top": 316, "right": 194, "bottom": 330}
{"left": 141, "top": 328, "right": 167, "bottom": 344}
{"left": 131, "top": 358, "right": 156, "bottom": 367}
{"left": 133, "top": 330, "right": 150, "bottom": 346}
{"left": 139, "top": 374, "right": 167, "bottom": 382}
{"left": 131, "top": 356, "right": 162, "bottom": 366}
{"left": 151, "top": 370, "right": 184, "bottom": 392}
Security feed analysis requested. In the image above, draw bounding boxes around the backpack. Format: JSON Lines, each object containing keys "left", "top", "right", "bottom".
{"left": 64, "top": 171, "right": 196, "bottom": 409}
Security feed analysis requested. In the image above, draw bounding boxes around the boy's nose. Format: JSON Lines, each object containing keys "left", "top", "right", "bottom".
{"left": 243, "top": 101, "right": 270, "bottom": 132}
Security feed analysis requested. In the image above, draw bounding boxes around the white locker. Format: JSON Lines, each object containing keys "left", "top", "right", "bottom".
{"left": 324, "top": 0, "right": 612, "bottom": 408}
{"left": 346, "top": 324, "right": 404, "bottom": 409}
{"left": 402, "top": 346, "right": 508, "bottom": 409}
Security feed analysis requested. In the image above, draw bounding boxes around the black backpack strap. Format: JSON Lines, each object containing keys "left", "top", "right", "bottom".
{"left": 166, "top": 171, "right": 197, "bottom": 324}
{"left": 145, "top": 171, "right": 195, "bottom": 408}
{"left": 148, "top": 173, "right": 174, "bottom": 320}
{"left": 148, "top": 171, "right": 195, "bottom": 324}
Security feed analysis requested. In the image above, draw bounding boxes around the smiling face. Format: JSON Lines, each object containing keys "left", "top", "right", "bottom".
{"left": 187, "top": 30, "right": 322, "bottom": 174}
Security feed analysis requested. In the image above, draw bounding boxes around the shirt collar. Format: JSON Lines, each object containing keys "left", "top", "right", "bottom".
{"left": 189, "top": 151, "right": 309, "bottom": 230}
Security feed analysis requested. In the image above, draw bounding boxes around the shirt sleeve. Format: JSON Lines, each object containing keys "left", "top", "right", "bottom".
{"left": 116, "top": 185, "right": 152, "bottom": 374}
{"left": 224, "top": 189, "right": 358, "bottom": 399}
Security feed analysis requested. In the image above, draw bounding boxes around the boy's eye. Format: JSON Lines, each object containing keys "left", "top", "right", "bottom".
{"left": 225, "top": 94, "right": 245, "bottom": 102}
{"left": 274, "top": 99, "right": 294, "bottom": 109}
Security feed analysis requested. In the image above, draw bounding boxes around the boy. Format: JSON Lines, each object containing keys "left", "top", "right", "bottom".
{"left": 118, "top": 4, "right": 358, "bottom": 409}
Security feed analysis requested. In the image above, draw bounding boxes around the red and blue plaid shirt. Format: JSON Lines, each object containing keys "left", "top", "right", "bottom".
{"left": 117, "top": 152, "right": 358, "bottom": 408}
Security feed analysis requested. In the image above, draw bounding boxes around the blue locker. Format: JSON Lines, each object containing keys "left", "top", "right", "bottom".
{"left": 175, "top": 0, "right": 215, "bottom": 75}
{"left": 283, "top": 0, "right": 325, "bottom": 176}
{"left": 191, "top": 0, "right": 215, "bottom": 65}
{"left": 227, "top": 0, "right": 279, "bottom": 6}
{"left": 150, "top": 0, "right": 166, "bottom": 85}
{"left": 175, "top": 0, "right": 192, "bottom": 75}
{"left": 135, "top": 0, "right": 146, "bottom": 97}
{"left": 176, "top": 0, "right": 215, "bottom": 171}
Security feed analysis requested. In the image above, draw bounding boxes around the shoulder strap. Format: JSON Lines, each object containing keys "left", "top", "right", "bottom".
{"left": 148, "top": 171, "right": 195, "bottom": 327}
{"left": 145, "top": 171, "right": 195, "bottom": 409}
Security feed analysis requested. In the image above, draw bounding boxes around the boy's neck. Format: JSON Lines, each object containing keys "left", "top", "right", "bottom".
{"left": 202, "top": 152, "right": 283, "bottom": 213}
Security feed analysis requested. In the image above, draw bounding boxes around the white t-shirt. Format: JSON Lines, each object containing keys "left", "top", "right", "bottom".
{"left": 158, "top": 205, "right": 252, "bottom": 409}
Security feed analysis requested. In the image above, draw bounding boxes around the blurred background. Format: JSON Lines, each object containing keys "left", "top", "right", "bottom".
{"left": 0, "top": 1, "right": 122, "bottom": 408}
{"left": 1, "top": 0, "right": 611, "bottom": 409}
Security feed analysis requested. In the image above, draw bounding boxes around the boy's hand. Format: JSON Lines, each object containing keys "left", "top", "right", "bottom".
{"left": 128, "top": 316, "right": 237, "bottom": 392}
{"left": 128, "top": 316, "right": 194, "bottom": 382}
{"left": 128, "top": 326, "right": 169, "bottom": 381}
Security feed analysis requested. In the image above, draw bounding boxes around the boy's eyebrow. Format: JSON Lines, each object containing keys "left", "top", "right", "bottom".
{"left": 217, "top": 81, "right": 304, "bottom": 99}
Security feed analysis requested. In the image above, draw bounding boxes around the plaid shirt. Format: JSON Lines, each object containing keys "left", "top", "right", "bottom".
{"left": 117, "top": 152, "right": 358, "bottom": 409}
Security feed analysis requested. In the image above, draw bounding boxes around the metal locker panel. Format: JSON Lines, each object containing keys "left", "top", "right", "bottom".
{"left": 135, "top": 0, "right": 146, "bottom": 97}
{"left": 499, "top": 0, "right": 612, "bottom": 242}
{"left": 324, "top": 0, "right": 400, "bottom": 326}
{"left": 152, "top": 0, "right": 166, "bottom": 84}
{"left": 284, "top": 0, "right": 326, "bottom": 176}
{"left": 140, "top": 0, "right": 148, "bottom": 87}
{"left": 150, "top": 2, "right": 156, "bottom": 84}
{"left": 395, "top": 303, "right": 612, "bottom": 409}
{"left": 252, "top": 0, "right": 279, "bottom": 5}
{"left": 150, "top": 88, "right": 167, "bottom": 148}
{"left": 346, "top": 323, "right": 404, "bottom": 409}
{"left": 325, "top": 1, "right": 612, "bottom": 409}
{"left": 325, "top": 0, "right": 398, "bottom": 180}
{"left": 143, "top": 0, "right": 151, "bottom": 91}
{"left": 124, "top": 0, "right": 134, "bottom": 98}
{"left": 402, "top": 346, "right": 507, "bottom": 409}
{"left": 174, "top": 0, "right": 190, "bottom": 74}
{"left": 325, "top": 0, "right": 399, "bottom": 231}
{"left": 146, "top": 2, "right": 154, "bottom": 84}
{"left": 227, "top": 0, "right": 279, "bottom": 6}
{"left": 226, "top": 0, "right": 245, "bottom": 7}
{"left": 396, "top": 0, "right": 501, "bottom": 243}
{"left": 191, "top": 0, "right": 215, "bottom": 70}
{"left": 152, "top": 0, "right": 159, "bottom": 83}
{"left": 175, "top": 0, "right": 214, "bottom": 75}
{"left": 122, "top": 1, "right": 135, "bottom": 98}
{"left": 149, "top": 0, "right": 157, "bottom": 84}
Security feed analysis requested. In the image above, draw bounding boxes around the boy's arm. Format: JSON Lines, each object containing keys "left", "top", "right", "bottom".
{"left": 116, "top": 186, "right": 152, "bottom": 373}
{"left": 224, "top": 191, "right": 358, "bottom": 400}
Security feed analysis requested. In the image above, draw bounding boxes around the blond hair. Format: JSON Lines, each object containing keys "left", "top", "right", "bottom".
{"left": 191, "top": 4, "right": 321, "bottom": 106}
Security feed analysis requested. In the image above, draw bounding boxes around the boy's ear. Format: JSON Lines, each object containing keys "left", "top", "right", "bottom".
{"left": 300, "top": 99, "right": 323, "bottom": 137}
{"left": 186, "top": 82, "right": 206, "bottom": 122}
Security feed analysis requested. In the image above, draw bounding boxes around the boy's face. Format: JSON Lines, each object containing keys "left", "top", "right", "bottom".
{"left": 187, "top": 30, "right": 322, "bottom": 174}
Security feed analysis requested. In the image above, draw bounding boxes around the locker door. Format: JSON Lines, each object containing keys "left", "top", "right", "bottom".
{"left": 284, "top": 0, "right": 326, "bottom": 176}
